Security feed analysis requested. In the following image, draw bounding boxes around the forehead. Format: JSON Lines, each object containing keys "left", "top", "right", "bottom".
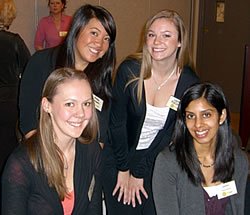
{"left": 54, "top": 79, "right": 91, "bottom": 99}
{"left": 149, "top": 18, "right": 177, "bottom": 32}
{"left": 83, "top": 18, "right": 107, "bottom": 33}
{"left": 185, "top": 97, "right": 215, "bottom": 112}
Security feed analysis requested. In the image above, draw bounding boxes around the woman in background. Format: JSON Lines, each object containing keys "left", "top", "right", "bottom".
{"left": 0, "top": 0, "right": 30, "bottom": 173}
{"left": 34, "top": 0, "right": 72, "bottom": 50}
{"left": 2, "top": 68, "right": 102, "bottom": 214}
{"left": 19, "top": 4, "right": 116, "bottom": 147}
{"left": 102, "top": 9, "right": 199, "bottom": 215}
{"left": 153, "top": 83, "right": 248, "bottom": 215}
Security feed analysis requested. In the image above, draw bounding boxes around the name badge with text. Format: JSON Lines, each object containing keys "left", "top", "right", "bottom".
{"left": 217, "top": 180, "right": 237, "bottom": 199}
{"left": 166, "top": 96, "right": 180, "bottom": 111}
{"left": 93, "top": 94, "right": 103, "bottom": 112}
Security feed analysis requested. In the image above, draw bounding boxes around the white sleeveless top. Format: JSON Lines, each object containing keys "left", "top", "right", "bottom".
{"left": 136, "top": 103, "right": 169, "bottom": 150}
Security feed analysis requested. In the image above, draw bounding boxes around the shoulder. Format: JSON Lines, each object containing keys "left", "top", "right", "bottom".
{"left": 180, "top": 66, "right": 200, "bottom": 82}
{"left": 115, "top": 58, "right": 141, "bottom": 83}
{"left": 76, "top": 140, "right": 101, "bottom": 156}
{"left": 39, "top": 16, "right": 52, "bottom": 23}
{"left": 2, "top": 145, "right": 31, "bottom": 178}
{"left": 61, "top": 14, "right": 72, "bottom": 21}
{"left": 234, "top": 146, "right": 248, "bottom": 170}
{"left": 155, "top": 146, "right": 179, "bottom": 171}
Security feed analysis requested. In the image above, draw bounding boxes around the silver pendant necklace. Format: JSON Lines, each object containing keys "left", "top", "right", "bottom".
{"left": 152, "top": 65, "right": 176, "bottom": 90}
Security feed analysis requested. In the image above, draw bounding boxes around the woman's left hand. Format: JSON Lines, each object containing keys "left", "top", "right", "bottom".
{"left": 128, "top": 175, "right": 148, "bottom": 207}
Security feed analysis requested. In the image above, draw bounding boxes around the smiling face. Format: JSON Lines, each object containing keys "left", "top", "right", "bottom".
{"left": 146, "top": 18, "right": 181, "bottom": 62}
{"left": 74, "top": 18, "right": 110, "bottom": 70}
{"left": 43, "top": 78, "right": 93, "bottom": 142}
{"left": 185, "top": 97, "right": 226, "bottom": 148}
{"left": 49, "top": 0, "right": 64, "bottom": 14}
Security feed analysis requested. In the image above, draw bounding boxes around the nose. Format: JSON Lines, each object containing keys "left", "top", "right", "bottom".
{"left": 75, "top": 105, "right": 85, "bottom": 118}
{"left": 153, "top": 35, "right": 162, "bottom": 44}
{"left": 94, "top": 37, "right": 103, "bottom": 48}
{"left": 194, "top": 117, "right": 203, "bottom": 128}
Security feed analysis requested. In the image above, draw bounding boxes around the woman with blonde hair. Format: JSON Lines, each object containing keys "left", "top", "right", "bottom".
{"left": 0, "top": 0, "right": 30, "bottom": 172}
{"left": 102, "top": 9, "right": 199, "bottom": 214}
{"left": 2, "top": 68, "right": 102, "bottom": 214}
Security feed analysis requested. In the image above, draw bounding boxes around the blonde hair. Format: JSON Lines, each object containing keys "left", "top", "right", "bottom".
{"left": 0, "top": 0, "right": 16, "bottom": 28}
{"left": 25, "top": 68, "right": 98, "bottom": 200}
{"left": 128, "top": 9, "right": 193, "bottom": 103}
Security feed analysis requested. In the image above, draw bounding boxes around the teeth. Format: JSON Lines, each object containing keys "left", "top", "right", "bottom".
{"left": 89, "top": 48, "right": 99, "bottom": 54}
{"left": 195, "top": 130, "right": 208, "bottom": 136}
{"left": 153, "top": 48, "right": 165, "bottom": 52}
{"left": 68, "top": 122, "right": 82, "bottom": 127}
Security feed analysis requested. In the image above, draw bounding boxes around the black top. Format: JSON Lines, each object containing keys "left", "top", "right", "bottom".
{"left": 1, "top": 140, "right": 102, "bottom": 215}
{"left": 0, "top": 30, "right": 30, "bottom": 101}
{"left": 19, "top": 46, "right": 110, "bottom": 143}
{"left": 108, "top": 59, "right": 200, "bottom": 178}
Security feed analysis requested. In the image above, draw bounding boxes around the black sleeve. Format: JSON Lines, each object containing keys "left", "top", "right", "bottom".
{"left": 18, "top": 51, "right": 52, "bottom": 135}
{"left": 1, "top": 150, "right": 31, "bottom": 215}
{"left": 15, "top": 34, "right": 31, "bottom": 77}
{"left": 87, "top": 142, "right": 103, "bottom": 215}
{"left": 109, "top": 60, "right": 137, "bottom": 171}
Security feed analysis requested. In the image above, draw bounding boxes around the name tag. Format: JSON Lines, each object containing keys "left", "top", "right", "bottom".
{"left": 93, "top": 94, "right": 103, "bottom": 111}
{"left": 59, "top": 31, "right": 68, "bottom": 37}
{"left": 217, "top": 180, "right": 238, "bottom": 199}
{"left": 166, "top": 96, "right": 180, "bottom": 111}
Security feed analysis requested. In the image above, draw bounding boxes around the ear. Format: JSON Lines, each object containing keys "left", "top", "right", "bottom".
{"left": 219, "top": 109, "right": 227, "bottom": 125}
{"left": 41, "top": 97, "right": 51, "bottom": 114}
{"left": 178, "top": 41, "right": 181, "bottom": 47}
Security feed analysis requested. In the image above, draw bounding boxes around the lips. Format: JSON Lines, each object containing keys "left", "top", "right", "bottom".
{"left": 152, "top": 48, "right": 166, "bottom": 52}
{"left": 68, "top": 121, "right": 83, "bottom": 127}
{"left": 195, "top": 129, "right": 208, "bottom": 138}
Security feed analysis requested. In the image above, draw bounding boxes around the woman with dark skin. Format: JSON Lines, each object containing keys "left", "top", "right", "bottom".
{"left": 153, "top": 83, "right": 248, "bottom": 215}
{"left": 19, "top": 4, "right": 116, "bottom": 148}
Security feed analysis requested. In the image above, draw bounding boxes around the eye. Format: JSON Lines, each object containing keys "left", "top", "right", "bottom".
{"left": 91, "top": 31, "right": 98, "bottom": 37}
{"left": 203, "top": 112, "right": 211, "bottom": 118}
{"left": 186, "top": 113, "right": 195, "bottom": 120}
{"left": 104, "top": 36, "right": 110, "bottom": 42}
{"left": 147, "top": 32, "right": 155, "bottom": 38}
{"left": 83, "top": 101, "right": 92, "bottom": 107}
{"left": 162, "top": 33, "right": 171, "bottom": 38}
{"left": 65, "top": 102, "right": 74, "bottom": 107}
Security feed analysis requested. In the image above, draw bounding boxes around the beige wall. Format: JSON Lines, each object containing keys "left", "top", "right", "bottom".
{"left": 11, "top": 0, "right": 194, "bottom": 64}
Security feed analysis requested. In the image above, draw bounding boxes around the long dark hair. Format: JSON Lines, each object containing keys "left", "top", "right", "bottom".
{"left": 56, "top": 4, "right": 116, "bottom": 106}
{"left": 173, "top": 82, "right": 234, "bottom": 185}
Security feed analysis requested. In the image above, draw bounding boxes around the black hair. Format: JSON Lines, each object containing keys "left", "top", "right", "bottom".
{"left": 55, "top": 4, "right": 116, "bottom": 107}
{"left": 172, "top": 82, "right": 234, "bottom": 185}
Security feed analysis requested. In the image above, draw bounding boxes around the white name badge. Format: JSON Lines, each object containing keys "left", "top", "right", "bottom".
{"left": 217, "top": 180, "right": 238, "bottom": 199}
{"left": 93, "top": 94, "right": 103, "bottom": 111}
{"left": 59, "top": 31, "right": 68, "bottom": 37}
{"left": 166, "top": 96, "right": 180, "bottom": 111}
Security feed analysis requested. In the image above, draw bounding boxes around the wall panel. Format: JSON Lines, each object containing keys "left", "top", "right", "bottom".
{"left": 11, "top": 0, "right": 193, "bottom": 64}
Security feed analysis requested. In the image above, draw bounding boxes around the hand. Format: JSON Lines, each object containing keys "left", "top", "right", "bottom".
{"left": 128, "top": 175, "right": 148, "bottom": 207}
{"left": 112, "top": 170, "right": 130, "bottom": 204}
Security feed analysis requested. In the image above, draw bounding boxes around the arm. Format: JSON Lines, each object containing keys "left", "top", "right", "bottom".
{"left": 34, "top": 18, "right": 45, "bottom": 50}
{"left": 87, "top": 142, "right": 103, "bottom": 215}
{"left": 233, "top": 148, "right": 249, "bottom": 214}
{"left": 109, "top": 60, "right": 137, "bottom": 202}
{"left": 19, "top": 51, "right": 50, "bottom": 135}
{"left": 15, "top": 34, "right": 31, "bottom": 78}
{"left": 152, "top": 150, "right": 180, "bottom": 215}
{"left": 1, "top": 150, "right": 30, "bottom": 214}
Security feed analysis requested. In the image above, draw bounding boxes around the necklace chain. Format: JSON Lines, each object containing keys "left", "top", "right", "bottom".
{"left": 199, "top": 161, "right": 215, "bottom": 168}
{"left": 152, "top": 65, "right": 176, "bottom": 90}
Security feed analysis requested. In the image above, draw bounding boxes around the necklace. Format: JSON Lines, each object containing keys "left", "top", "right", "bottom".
{"left": 152, "top": 65, "right": 176, "bottom": 90}
{"left": 199, "top": 161, "right": 215, "bottom": 168}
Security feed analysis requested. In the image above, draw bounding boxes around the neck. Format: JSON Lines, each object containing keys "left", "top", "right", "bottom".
{"left": 51, "top": 13, "right": 62, "bottom": 21}
{"left": 152, "top": 59, "right": 177, "bottom": 77}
